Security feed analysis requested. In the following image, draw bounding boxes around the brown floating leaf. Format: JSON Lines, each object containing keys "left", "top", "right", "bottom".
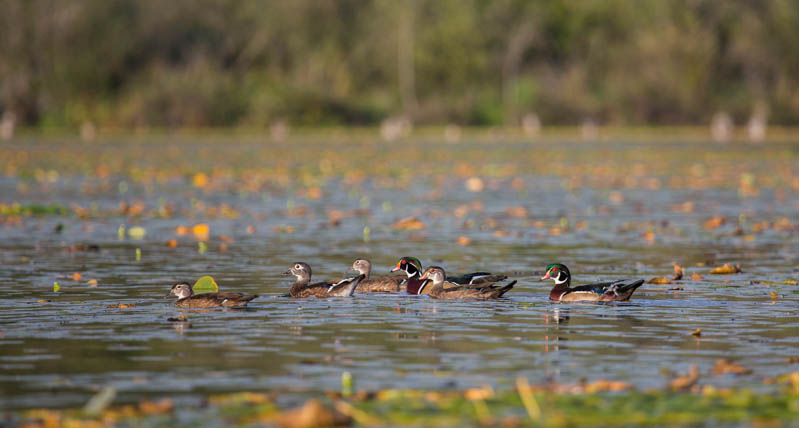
{"left": 583, "top": 379, "right": 632, "bottom": 393}
{"left": 669, "top": 364, "right": 699, "bottom": 391}
{"left": 709, "top": 263, "right": 742, "bottom": 274}
{"left": 712, "top": 359, "right": 752, "bottom": 375}
{"left": 672, "top": 263, "right": 684, "bottom": 280}
{"left": 139, "top": 398, "right": 174, "bottom": 414}
{"left": 703, "top": 216, "right": 726, "bottom": 230}
{"left": 647, "top": 277, "right": 671, "bottom": 285}
{"left": 165, "top": 239, "right": 178, "bottom": 248}
{"left": 691, "top": 328, "right": 702, "bottom": 337}
{"left": 787, "top": 357, "right": 799, "bottom": 364}
{"left": 392, "top": 216, "right": 425, "bottom": 231}
{"left": 70, "top": 272, "right": 83, "bottom": 282}
{"left": 107, "top": 303, "right": 135, "bottom": 309}
{"left": 456, "top": 236, "right": 472, "bottom": 246}
{"left": 87, "top": 279, "right": 98, "bottom": 287}
{"left": 276, "top": 399, "right": 352, "bottom": 428}
{"left": 691, "top": 272, "right": 705, "bottom": 280}
{"left": 668, "top": 287, "right": 684, "bottom": 291}
{"left": 37, "top": 299, "right": 51, "bottom": 303}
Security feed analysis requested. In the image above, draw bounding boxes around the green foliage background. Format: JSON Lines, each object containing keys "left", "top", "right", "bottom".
{"left": 1, "top": 0, "right": 797, "bottom": 128}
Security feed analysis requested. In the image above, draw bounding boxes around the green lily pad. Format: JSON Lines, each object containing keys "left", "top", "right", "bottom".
{"left": 193, "top": 276, "right": 219, "bottom": 294}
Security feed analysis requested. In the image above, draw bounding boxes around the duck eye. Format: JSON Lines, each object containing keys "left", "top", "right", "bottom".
{"left": 295, "top": 264, "right": 301, "bottom": 269}
{"left": 401, "top": 260, "right": 406, "bottom": 265}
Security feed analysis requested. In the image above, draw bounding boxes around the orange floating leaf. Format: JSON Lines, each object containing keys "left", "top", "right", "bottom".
{"left": 712, "top": 359, "right": 752, "bottom": 375}
{"left": 457, "top": 236, "right": 472, "bottom": 246}
{"left": 669, "top": 364, "right": 699, "bottom": 391}
{"left": 107, "top": 303, "right": 136, "bottom": 309}
{"left": 691, "top": 328, "right": 702, "bottom": 337}
{"left": 192, "top": 172, "right": 209, "bottom": 188}
{"left": 672, "top": 263, "right": 684, "bottom": 280}
{"left": 691, "top": 272, "right": 705, "bottom": 280}
{"left": 166, "top": 239, "right": 178, "bottom": 248}
{"left": 192, "top": 223, "right": 210, "bottom": 241}
{"left": 70, "top": 272, "right": 83, "bottom": 282}
{"left": 647, "top": 277, "right": 671, "bottom": 285}
{"left": 392, "top": 216, "right": 425, "bottom": 231}
{"left": 175, "top": 225, "right": 189, "bottom": 236}
{"left": 703, "top": 216, "right": 726, "bottom": 230}
{"left": 87, "top": 279, "right": 98, "bottom": 287}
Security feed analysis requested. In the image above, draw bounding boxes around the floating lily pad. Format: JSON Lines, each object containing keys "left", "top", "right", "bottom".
{"left": 193, "top": 276, "right": 219, "bottom": 294}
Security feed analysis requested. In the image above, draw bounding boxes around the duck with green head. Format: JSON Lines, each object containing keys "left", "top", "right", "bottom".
{"left": 391, "top": 256, "right": 508, "bottom": 295}
{"left": 542, "top": 263, "right": 645, "bottom": 302}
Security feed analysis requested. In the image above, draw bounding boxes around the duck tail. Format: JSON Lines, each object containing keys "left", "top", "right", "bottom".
{"left": 489, "top": 280, "right": 516, "bottom": 298}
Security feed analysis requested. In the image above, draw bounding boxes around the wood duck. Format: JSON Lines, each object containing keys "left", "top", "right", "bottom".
{"left": 350, "top": 258, "right": 406, "bottom": 293}
{"left": 167, "top": 282, "right": 258, "bottom": 308}
{"left": 420, "top": 266, "right": 515, "bottom": 299}
{"left": 284, "top": 262, "right": 364, "bottom": 298}
{"left": 541, "top": 263, "right": 645, "bottom": 302}
{"left": 391, "top": 256, "right": 508, "bottom": 295}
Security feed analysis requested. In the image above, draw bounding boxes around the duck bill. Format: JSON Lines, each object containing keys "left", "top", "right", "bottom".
{"left": 391, "top": 263, "right": 401, "bottom": 272}
{"left": 541, "top": 271, "right": 551, "bottom": 281}
{"left": 282, "top": 270, "right": 292, "bottom": 276}
{"left": 164, "top": 291, "right": 173, "bottom": 298}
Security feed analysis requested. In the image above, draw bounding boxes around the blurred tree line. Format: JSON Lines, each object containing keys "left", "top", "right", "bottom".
{"left": 1, "top": 0, "right": 797, "bottom": 129}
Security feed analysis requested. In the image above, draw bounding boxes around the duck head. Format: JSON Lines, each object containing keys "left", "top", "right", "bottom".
{"left": 284, "top": 262, "right": 312, "bottom": 282}
{"left": 541, "top": 263, "right": 571, "bottom": 287}
{"left": 350, "top": 258, "right": 372, "bottom": 277}
{"left": 419, "top": 266, "right": 446, "bottom": 293}
{"left": 391, "top": 256, "right": 423, "bottom": 278}
{"left": 168, "top": 282, "right": 193, "bottom": 299}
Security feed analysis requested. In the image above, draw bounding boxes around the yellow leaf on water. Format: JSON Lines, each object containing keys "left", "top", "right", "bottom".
{"left": 648, "top": 277, "right": 671, "bottom": 284}
{"left": 127, "top": 226, "right": 146, "bottom": 239}
{"left": 193, "top": 276, "right": 218, "bottom": 293}
{"left": 53, "top": 282, "right": 60, "bottom": 292}
{"left": 70, "top": 272, "right": 82, "bottom": 282}
{"left": 87, "top": 279, "right": 98, "bottom": 287}
{"left": 175, "top": 225, "right": 189, "bottom": 235}
{"left": 457, "top": 236, "right": 472, "bottom": 246}
{"left": 709, "top": 263, "right": 742, "bottom": 274}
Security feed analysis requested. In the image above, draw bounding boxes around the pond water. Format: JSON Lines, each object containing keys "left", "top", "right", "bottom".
{"left": 0, "top": 136, "right": 797, "bottom": 410}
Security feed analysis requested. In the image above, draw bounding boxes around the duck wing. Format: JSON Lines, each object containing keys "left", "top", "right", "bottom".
{"left": 565, "top": 279, "right": 645, "bottom": 301}
{"left": 324, "top": 274, "right": 365, "bottom": 297}
{"left": 356, "top": 275, "right": 405, "bottom": 293}
{"left": 446, "top": 272, "right": 508, "bottom": 285}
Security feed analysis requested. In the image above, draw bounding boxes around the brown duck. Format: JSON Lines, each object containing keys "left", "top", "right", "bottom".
{"left": 167, "top": 282, "right": 258, "bottom": 308}
{"left": 350, "top": 258, "right": 405, "bottom": 293}
{"left": 284, "top": 262, "right": 364, "bottom": 298}
{"left": 420, "top": 266, "right": 515, "bottom": 300}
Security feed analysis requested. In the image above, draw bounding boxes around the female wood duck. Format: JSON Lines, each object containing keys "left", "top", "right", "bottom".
{"left": 284, "top": 262, "right": 365, "bottom": 298}
{"left": 350, "top": 258, "right": 406, "bottom": 293}
{"left": 391, "top": 256, "right": 508, "bottom": 295}
{"left": 420, "top": 266, "right": 515, "bottom": 299}
{"left": 541, "top": 263, "right": 645, "bottom": 302}
{"left": 167, "top": 282, "right": 258, "bottom": 308}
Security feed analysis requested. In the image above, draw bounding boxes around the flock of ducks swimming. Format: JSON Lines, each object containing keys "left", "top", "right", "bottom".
{"left": 167, "top": 257, "right": 646, "bottom": 308}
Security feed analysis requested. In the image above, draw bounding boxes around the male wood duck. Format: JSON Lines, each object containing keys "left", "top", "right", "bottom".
{"left": 284, "top": 262, "right": 364, "bottom": 298}
{"left": 391, "top": 256, "right": 508, "bottom": 295}
{"left": 167, "top": 282, "right": 258, "bottom": 308}
{"left": 541, "top": 263, "right": 645, "bottom": 302}
{"left": 420, "top": 266, "right": 515, "bottom": 299}
{"left": 350, "top": 258, "right": 406, "bottom": 293}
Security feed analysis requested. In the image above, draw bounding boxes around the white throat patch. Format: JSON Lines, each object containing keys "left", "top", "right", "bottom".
{"left": 554, "top": 272, "right": 568, "bottom": 285}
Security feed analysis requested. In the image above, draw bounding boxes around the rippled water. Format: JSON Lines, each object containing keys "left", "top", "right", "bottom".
{"left": 0, "top": 136, "right": 797, "bottom": 409}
